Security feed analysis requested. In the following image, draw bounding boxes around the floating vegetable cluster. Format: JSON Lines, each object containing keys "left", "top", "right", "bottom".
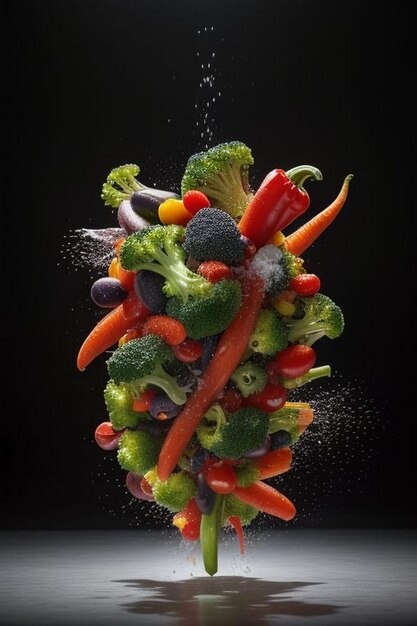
{"left": 78, "top": 142, "right": 352, "bottom": 575}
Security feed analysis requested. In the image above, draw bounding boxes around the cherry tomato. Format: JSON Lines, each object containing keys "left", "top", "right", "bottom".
{"left": 173, "top": 498, "right": 202, "bottom": 541}
{"left": 182, "top": 190, "right": 211, "bottom": 215}
{"left": 203, "top": 460, "right": 238, "bottom": 494}
{"left": 122, "top": 290, "right": 149, "bottom": 321}
{"left": 289, "top": 274, "right": 321, "bottom": 297}
{"left": 94, "top": 422, "right": 123, "bottom": 450}
{"left": 172, "top": 338, "right": 203, "bottom": 363}
{"left": 275, "top": 345, "right": 316, "bottom": 379}
{"left": 244, "top": 382, "right": 287, "bottom": 413}
{"left": 219, "top": 388, "right": 243, "bottom": 413}
{"left": 198, "top": 261, "right": 232, "bottom": 283}
{"left": 132, "top": 389, "right": 157, "bottom": 412}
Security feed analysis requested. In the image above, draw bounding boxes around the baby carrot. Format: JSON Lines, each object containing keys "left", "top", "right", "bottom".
{"left": 233, "top": 481, "right": 296, "bottom": 521}
{"left": 285, "top": 175, "right": 353, "bottom": 256}
{"left": 77, "top": 293, "right": 148, "bottom": 370}
{"left": 157, "top": 271, "right": 265, "bottom": 481}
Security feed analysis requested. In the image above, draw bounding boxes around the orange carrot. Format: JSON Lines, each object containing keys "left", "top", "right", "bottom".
{"left": 233, "top": 481, "right": 296, "bottom": 521}
{"left": 157, "top": 271, "right": 265, "bottom": 481}
{"left": 285, "top": 175, "right": 353, "bottom": 256}
{"left": 77, "top": 293, "right": 148, "bottom": 371}
{"left": 253, "top": 447, "right": 293, "bottom": 479}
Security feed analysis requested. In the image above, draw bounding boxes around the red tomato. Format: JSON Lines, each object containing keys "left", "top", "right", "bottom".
{"left": 182, "top": 190, "right": 211, "bottom": 215}
{"left": 94, "top": 422, "right": 123, "bottom": 450}
{"left": 172, "top": 338, "right": 203, "bottom": 362}
{"left": 198, "top": 261, "right": 232, "bottom": 283}
{"left": 289, "top": 274, "right": 321, "bottom": 297}
{"left": 244, "top": 383, "right": 287, "bottom": 413}
{"left": 275, "top": 345, "right": 316, "bottom": 379}
{"left": 204, "top": 461, "right": 238, "bottom": 494}
{"left": 219, "top": 388, "right": 242, "bottom": 413}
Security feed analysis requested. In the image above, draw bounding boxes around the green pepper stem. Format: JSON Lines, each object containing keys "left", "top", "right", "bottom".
{"left": 200, "top": 494, "right": 224, "bottom": 576}
{"left": 286, "top": 165, "right": 323, "bottom": 191}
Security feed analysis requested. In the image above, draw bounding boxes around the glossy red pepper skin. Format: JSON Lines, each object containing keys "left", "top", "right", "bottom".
{"left": 238, "top": 166, "right": 322, "bottom": 249}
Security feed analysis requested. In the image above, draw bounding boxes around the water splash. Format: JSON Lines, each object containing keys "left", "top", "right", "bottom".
{"left": 61, "top": 227, "right": 125, "bottom": 277}
{"left": 195, "top": 26, "right": 221, "bottom": 149}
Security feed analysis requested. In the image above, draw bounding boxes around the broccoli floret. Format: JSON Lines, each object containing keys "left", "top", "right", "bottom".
{"left": 197, "top": 404, "right": 227, "bottom": 451}
{"left": 117, "top": 430, "right": 163, "bottom": 476}
{"left": 235, "top": 462, "right": 261, "bottom": 487}
{"left": 120, "top": 224, "right": 212, "bottom": 302}
{"left": 249, "top": 308, "right": 289, "bottom": 355}
{"left": 101, "top": 164, "right": 148, "bottom": 208}
{"left": 166, "top": 279, "right": 241, "bottom": 339}
{"left": 287, "top": 293, "right": 344, "bottom": 346}
{"left": 107, "top": 335, "right": 187, "bottom": 405}
{"left": 223, "top": 494, "right": 259, "bottom": 526}
{"left": 181, "top": 141, "right": 254, "bottom": 219}
{"left": 198, "top": 406, "right": 269, "bottom": 459}
{"left": 183, "top": 208, "right": 245, "bottom": 266}
{"left": 104, "top": 380, "right": 148, "bottom": 430}
{"left": 250, "top": 245, "right": 303, "bottom": 297}
{"left": 152, "top": 472, "right": 197, "bottom": 512}
{"left": 268, "top": 407, "right": 301, "bottom": 443}
{"left": 231, "top": 361, "right": 267, "bottom": 397}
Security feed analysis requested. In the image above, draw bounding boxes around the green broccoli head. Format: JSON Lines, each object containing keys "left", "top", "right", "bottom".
{"left": 249, "top": 308, "right": 289, "bottom": 356}
{"left": 223, "top": 494, "right": 259, "bottom": 526}
{"left": 101, "top": 164, "right": 147, "bottom": 208}
{"left": 231, "top": 361, "right": 268, "bottom": 398}
{"left": 107, "top": 335, "right": 187, "bottom": 405}
{"left": 152, "top": 472, "right": 197, "bottom": 512}
{"left": 104, "top": 380, "right": 148, "bottom": 430}
{"left": 120, "top": 224, "right": 212, "bottom": 302}
{"left": 199, "top": 406, "right": 269, "bottom": 459}
{"left": 183, "top": 208, "right": 245, "bottom": 266}
{"left": 166, "top": 279, "right": 241, "bottom": 339}
{"left": 287, "top": 293, "right": 344, "bottom": 346}
{"left": 117, "top": 429, "right": 163, "bottom": 476}
{"left": 181, "top": 141, "right": 254, "bottom": 219}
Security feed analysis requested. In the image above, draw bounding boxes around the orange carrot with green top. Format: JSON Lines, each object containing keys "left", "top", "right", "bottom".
{"left": 233, "top": 481, "right": 296, "bottom": 521}
{"left": 285, "top": 175, "right": 353, "bottom": 256}
{"left": 157, "top": 271, "right": 265, "bottom": 481}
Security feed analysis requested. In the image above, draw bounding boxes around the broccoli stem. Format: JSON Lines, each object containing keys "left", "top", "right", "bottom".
{"left": 201, "top": 164, "right": 249, "bottom": 218}
{"left": 200, "top": 494, "right": 225, "bottom": 576}
{"left": 135, "top": 245, "right": 209, "bottom": 302}
{"left": 288, "top": 321, "right": 326, "bottom": 343}
{"left": 140, "top": 363, "right": 188, "bottom": 405}
{"left": 281, "top": 365, "right": 331, "bottom": 389}
{"left": 113, "top": 173, "right": 147, "bottom": 195}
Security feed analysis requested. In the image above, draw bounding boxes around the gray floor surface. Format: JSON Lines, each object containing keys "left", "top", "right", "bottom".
{"left": 1, "top": 529, "right": 416, "bottom": 626}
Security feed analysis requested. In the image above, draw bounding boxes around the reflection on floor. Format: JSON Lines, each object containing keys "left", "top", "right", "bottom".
{"left": 117, "top": 577, "right": 338, "bottom": 625}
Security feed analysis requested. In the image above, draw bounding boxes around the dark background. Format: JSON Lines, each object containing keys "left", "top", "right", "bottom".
{"left": 7, "top": 0, "right": 414, "bottom": 529}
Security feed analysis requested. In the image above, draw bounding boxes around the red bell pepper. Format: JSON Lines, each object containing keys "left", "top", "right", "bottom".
{"left": 238, "top": 165, "right": 322, "bottom": 249}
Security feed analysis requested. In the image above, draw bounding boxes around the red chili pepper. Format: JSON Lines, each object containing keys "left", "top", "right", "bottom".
{"left": 238, "top": 165, "right": 322, "bottom": 249}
